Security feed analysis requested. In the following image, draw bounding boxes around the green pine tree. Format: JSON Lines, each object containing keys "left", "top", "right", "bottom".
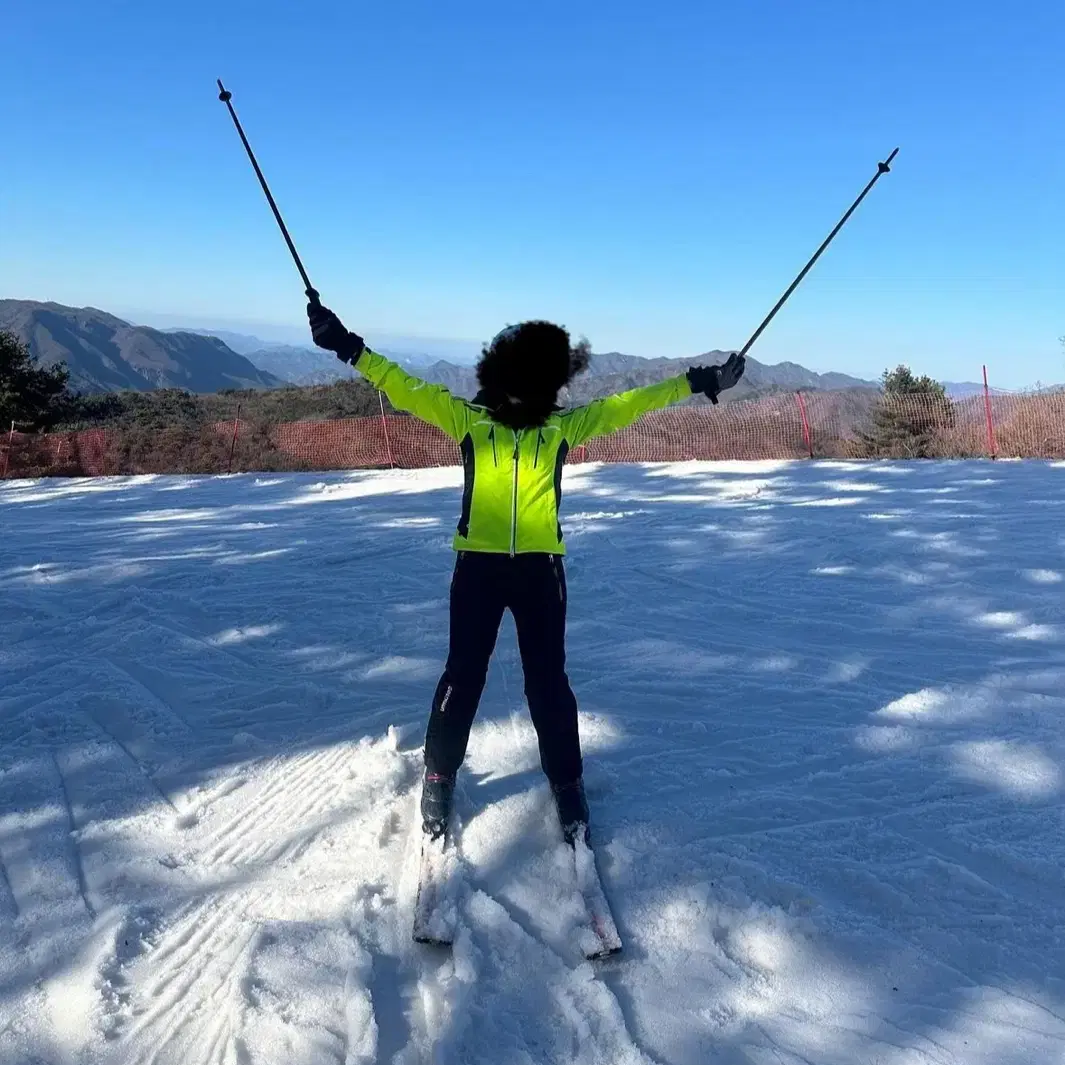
{"left": 857, "top": 364, "right": 956, "bottom": 458}
{"left": 0, "top": 330, "right": 73, "bottom": 430}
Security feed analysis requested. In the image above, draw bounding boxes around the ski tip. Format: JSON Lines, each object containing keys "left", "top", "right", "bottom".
{"left": 584, "top": 943, "right": 623, "bottom": 961}
{"left": 413, "top": 932, "right": 454, "bottom": 948}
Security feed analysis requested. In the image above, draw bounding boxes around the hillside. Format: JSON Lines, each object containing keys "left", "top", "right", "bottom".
{"left": 56, "top": 379, "right": 385, "bottom": 432}
{"left": 0, "top": 300, "right": 284, "bottom": 394}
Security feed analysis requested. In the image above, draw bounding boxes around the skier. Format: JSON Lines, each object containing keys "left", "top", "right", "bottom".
{"left": 308, "top": 303, "right": 745, "bottom": 846}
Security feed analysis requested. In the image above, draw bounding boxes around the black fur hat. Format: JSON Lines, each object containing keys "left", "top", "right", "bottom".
{"left": 474, "top": 320, "right": 591, "bottom": 430}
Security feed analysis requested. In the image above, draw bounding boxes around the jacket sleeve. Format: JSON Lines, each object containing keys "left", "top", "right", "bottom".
{"left": 560, "top": 374, "right": 693, "bottom": 447}
{"left": 355, "top": 349, "right": 473, "bottom": 442}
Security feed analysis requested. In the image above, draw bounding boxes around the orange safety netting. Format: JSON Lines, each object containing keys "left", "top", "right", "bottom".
{"left": 3, "top": 390, "right": 1064, "bottom": 480}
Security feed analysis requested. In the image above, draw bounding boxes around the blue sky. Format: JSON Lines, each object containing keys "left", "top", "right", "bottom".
{"left": 3, "top": 1, "right": 1061, "bottom": 385}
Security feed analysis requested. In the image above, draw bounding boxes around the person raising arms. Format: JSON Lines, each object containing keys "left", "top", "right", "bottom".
{"left": 308, "top": 302, "right": 745, "bottom": 846}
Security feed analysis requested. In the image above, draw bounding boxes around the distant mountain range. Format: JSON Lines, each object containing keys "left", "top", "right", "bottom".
{"left": 0, "top": 300, "right": 282, "bottom": 393}
{"left": 940, "top": 381, "right": 1013, "bottom": 399}
{"left": 168, "top": 326, "right": 883, "bottom": 403}
{"left": 160, "top": 330, "right": 438, "bottom": 387}
{"left": 413, "top": 351, "right": 880, "bottom": 405}
{"left": 2, "top": 298, "right": 1011, "bottom": 401}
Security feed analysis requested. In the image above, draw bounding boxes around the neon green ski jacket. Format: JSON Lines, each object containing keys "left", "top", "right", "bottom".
{"left": 355, "top": 348, "right": 693, "bottom": 555}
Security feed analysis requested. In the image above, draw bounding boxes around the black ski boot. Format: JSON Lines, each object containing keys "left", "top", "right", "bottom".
{"left": 552, "top": 778, "right": 590, "bottom": 846}
{"left": 421, "top": 771, "right": 454, "bottom": 841}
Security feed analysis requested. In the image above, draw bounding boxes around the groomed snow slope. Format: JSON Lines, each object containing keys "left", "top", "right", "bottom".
{"left": 2, "top": 460, "right": 1064, "bottom": 1065}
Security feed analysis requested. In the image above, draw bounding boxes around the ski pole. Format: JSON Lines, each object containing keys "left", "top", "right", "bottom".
{"left": 216, "top": 79, "right": 320, "bottom": 305}
{"left": 739, "top": 147, "right": 898, "bottom": 358}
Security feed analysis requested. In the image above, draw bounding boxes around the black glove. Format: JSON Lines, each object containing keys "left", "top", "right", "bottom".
{"left": 307, "top": 302, "right": 365, "bottom": 364}
{"left": 686, "top": 352, "right": 745, "bottom": 404}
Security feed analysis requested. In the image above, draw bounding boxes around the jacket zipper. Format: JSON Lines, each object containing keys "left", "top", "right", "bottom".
{"left": 489, "top": 427, "right": 498, "bottom": 466}
{"left": 534, "top": 430, "right": 544, "bottom": 468}
{"left": 510, "top": 429, "right": 521, "bottom": 556}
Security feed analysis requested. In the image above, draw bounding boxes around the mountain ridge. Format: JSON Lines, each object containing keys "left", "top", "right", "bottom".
{"left": 0, "top": 300, "right": 284, "bottom": 394}
{"left": 4, "top": 299, "right": 1012, "bottom": 402}
{"left": 168, "top": 325, "right": 881, "bottom": 400}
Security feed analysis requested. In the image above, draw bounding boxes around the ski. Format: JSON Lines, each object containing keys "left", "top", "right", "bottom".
{"left": 570, "top": 835, "right": 623, "bottom": 960}
{"left": 412, "top": 828, "right": 460, "bottom": 947}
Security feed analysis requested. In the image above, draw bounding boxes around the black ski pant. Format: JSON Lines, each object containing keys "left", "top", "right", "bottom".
{"left": 423, "top": 551, "right": 583, "bottom": 787}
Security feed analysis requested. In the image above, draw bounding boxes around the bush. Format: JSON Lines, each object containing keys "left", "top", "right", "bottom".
{"left": 56, "top": 377, "right": 384, "bottom": 432}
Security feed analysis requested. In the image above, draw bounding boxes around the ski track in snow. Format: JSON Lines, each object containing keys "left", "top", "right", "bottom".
{"left": 2, "top": 460, "right": 1065, "bottom": 1063}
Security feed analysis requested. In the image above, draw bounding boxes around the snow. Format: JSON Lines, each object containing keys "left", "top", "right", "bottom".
{"left": 2, "top": 459, "right": 1064, "bottom": 1064}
